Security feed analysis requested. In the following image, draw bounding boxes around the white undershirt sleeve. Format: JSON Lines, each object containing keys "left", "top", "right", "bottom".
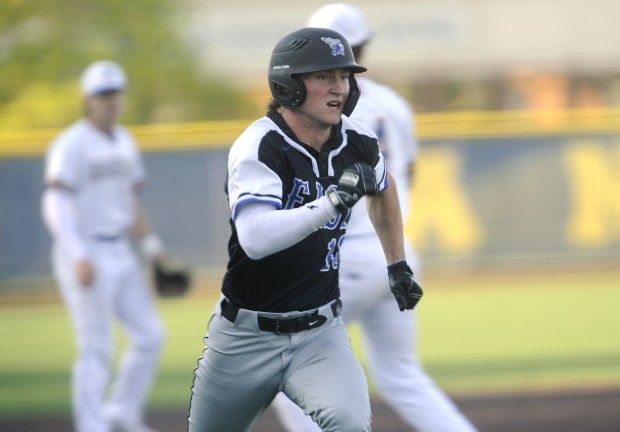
{"left": 42, "top": 187, "right": 88, "bottom": 261}
{"left": 235, "top": 195, "right": 339, "bottom": 260}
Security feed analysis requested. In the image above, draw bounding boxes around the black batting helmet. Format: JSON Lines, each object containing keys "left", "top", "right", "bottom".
{"left": 268, "top": 27, "right": 367, "bottom": 116}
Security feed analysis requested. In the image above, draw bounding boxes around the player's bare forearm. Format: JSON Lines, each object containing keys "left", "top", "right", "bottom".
{"left": 367, "top": 173, "right": 406, "bottom": 264}
{"left": 131, "top": 199, "right": 153, "bottom": 240}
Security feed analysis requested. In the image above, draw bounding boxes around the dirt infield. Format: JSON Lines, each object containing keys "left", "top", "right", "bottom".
{"left": 3, "top": 386, "right": 620, "bottom": 431}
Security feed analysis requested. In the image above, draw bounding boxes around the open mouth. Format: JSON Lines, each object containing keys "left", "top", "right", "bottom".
{"left": 327, "top": 101, "right": 342, "bottom": 110}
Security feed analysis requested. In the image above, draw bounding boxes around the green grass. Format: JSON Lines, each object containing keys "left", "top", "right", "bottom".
{"left": 344, "top": 273, "right": 620, "bottom": 395}
{"left": 1, "top": 271, "right": 619, "bottom": 417}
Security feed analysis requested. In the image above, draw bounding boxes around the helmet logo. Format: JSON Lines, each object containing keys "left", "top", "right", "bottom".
{"left": 321, "top": 37, "right": 345, "bottom": 57}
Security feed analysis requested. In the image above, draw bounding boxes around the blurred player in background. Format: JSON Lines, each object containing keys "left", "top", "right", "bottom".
{"left": 272, "top": 4, "right": 478, "bottom": 431}
{"left": 42, "top": 60, "right": 166, "bottom": 432}
{"left": 187, "top": 26, "right": 422, "bottom": 432}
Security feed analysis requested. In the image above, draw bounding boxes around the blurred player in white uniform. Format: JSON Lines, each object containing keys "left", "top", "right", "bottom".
{"left": 272, "top": 4, "right": 478, "bottom": 431}
{"left": 42, "top": 61, "right": 166, "bottom": 432}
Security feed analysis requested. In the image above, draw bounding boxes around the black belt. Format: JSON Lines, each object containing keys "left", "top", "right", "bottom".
{"left": 93, "top": 235, "right": 121, "bottom": 242}
{"left": 220, "top": 298, "right": 341, "bottom": 334}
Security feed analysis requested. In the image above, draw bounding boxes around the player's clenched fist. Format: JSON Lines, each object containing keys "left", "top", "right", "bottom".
{"left": 388, "top": 260, "right": 423, "bottom": 311}
{"left": 327, "top": 162, "right": 377, "bottom": 212}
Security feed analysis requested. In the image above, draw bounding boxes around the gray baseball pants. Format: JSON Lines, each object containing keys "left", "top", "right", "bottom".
{"left": 188, "top": 298, "right": 371, "bottom": 431}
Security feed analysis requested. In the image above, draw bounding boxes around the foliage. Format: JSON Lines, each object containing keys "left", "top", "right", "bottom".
{"left": 0, "top": 0, "right": 254, "bottom": 127}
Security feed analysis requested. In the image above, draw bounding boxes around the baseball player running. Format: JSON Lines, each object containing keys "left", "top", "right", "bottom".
{"left": 42, "top": 61, "right": 166, "bottom": 432}
{"left": 272, "top": 4, "right": 478, "bottom": 432}
{"left": 187, "top": 27, "right": 422, "bottom": 432}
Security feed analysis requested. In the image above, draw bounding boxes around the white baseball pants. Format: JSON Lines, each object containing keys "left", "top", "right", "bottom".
{"left": 52, "top": 238, "right": 165, "bottom": 432}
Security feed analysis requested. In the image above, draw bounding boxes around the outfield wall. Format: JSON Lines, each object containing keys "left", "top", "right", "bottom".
{"left": 1, "top": 110, "right": 620, "bottom": 287}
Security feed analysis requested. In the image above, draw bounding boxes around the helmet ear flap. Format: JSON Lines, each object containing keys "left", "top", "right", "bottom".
{"left": 342, "top": 74, "right": 361, "bottom": 117}
{"left": 271, "top": 74, "right": 360, "bottom": 116}
{"left": 269, "top": 76, "right": 306, "bottom": 108}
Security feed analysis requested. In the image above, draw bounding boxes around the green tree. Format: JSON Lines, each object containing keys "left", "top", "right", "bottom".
{"left": 0, "top": 0, "right": 254, "bottom": 127}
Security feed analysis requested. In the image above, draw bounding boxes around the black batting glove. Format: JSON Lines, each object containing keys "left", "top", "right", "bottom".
{"left": 388, "top": 260, "right": 423, "bottom": 311}
{"left": 326, "top": 162, "right": 377, "bottom": 213}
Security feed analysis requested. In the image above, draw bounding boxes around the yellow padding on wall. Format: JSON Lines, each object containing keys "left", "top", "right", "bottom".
{"left": 2, "top": 109, "right": 620, "bottom": 157}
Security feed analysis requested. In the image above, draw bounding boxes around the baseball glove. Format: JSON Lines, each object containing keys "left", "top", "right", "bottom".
{"left": 153, "top": 257, "right": 191, "bottom": 297}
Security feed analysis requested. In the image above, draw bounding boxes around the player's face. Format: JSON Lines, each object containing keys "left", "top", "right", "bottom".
{"left": 298, "top": 68, "right": 350, "bottom": 127}
{"left": 85, "top": 91, "right": 125, "bottom": 129}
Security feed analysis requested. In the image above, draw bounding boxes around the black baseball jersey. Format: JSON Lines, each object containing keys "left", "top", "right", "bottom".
{"left": 222, "top": 110, "right": 388, "bottom": 312}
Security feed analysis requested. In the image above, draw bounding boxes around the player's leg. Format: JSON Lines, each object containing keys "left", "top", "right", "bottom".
{"left": 361, "top": 292, "right": 477, "bottom": 431}
{"left": 271, "top": 257, "right": 378, "bottom": 431}
{"left": 188, "top": 308, "right": 285, "bottom": 432}
{"left": 271, "top": 322, "right": 371, "bottom": 432}
{"left": 104, "top": 243, "right": 165, "bottom": 427}
{"left": 52, "top": 243, "right": 116, "bottom": 432}
{"left": 272, "top": 391, "right": 321, "bottom": 432}
{"left": 282, "top": 318, "right": 371, "bottom": 432}
{"left": 270, "top": 240, "right": 387, "bottom": 432}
